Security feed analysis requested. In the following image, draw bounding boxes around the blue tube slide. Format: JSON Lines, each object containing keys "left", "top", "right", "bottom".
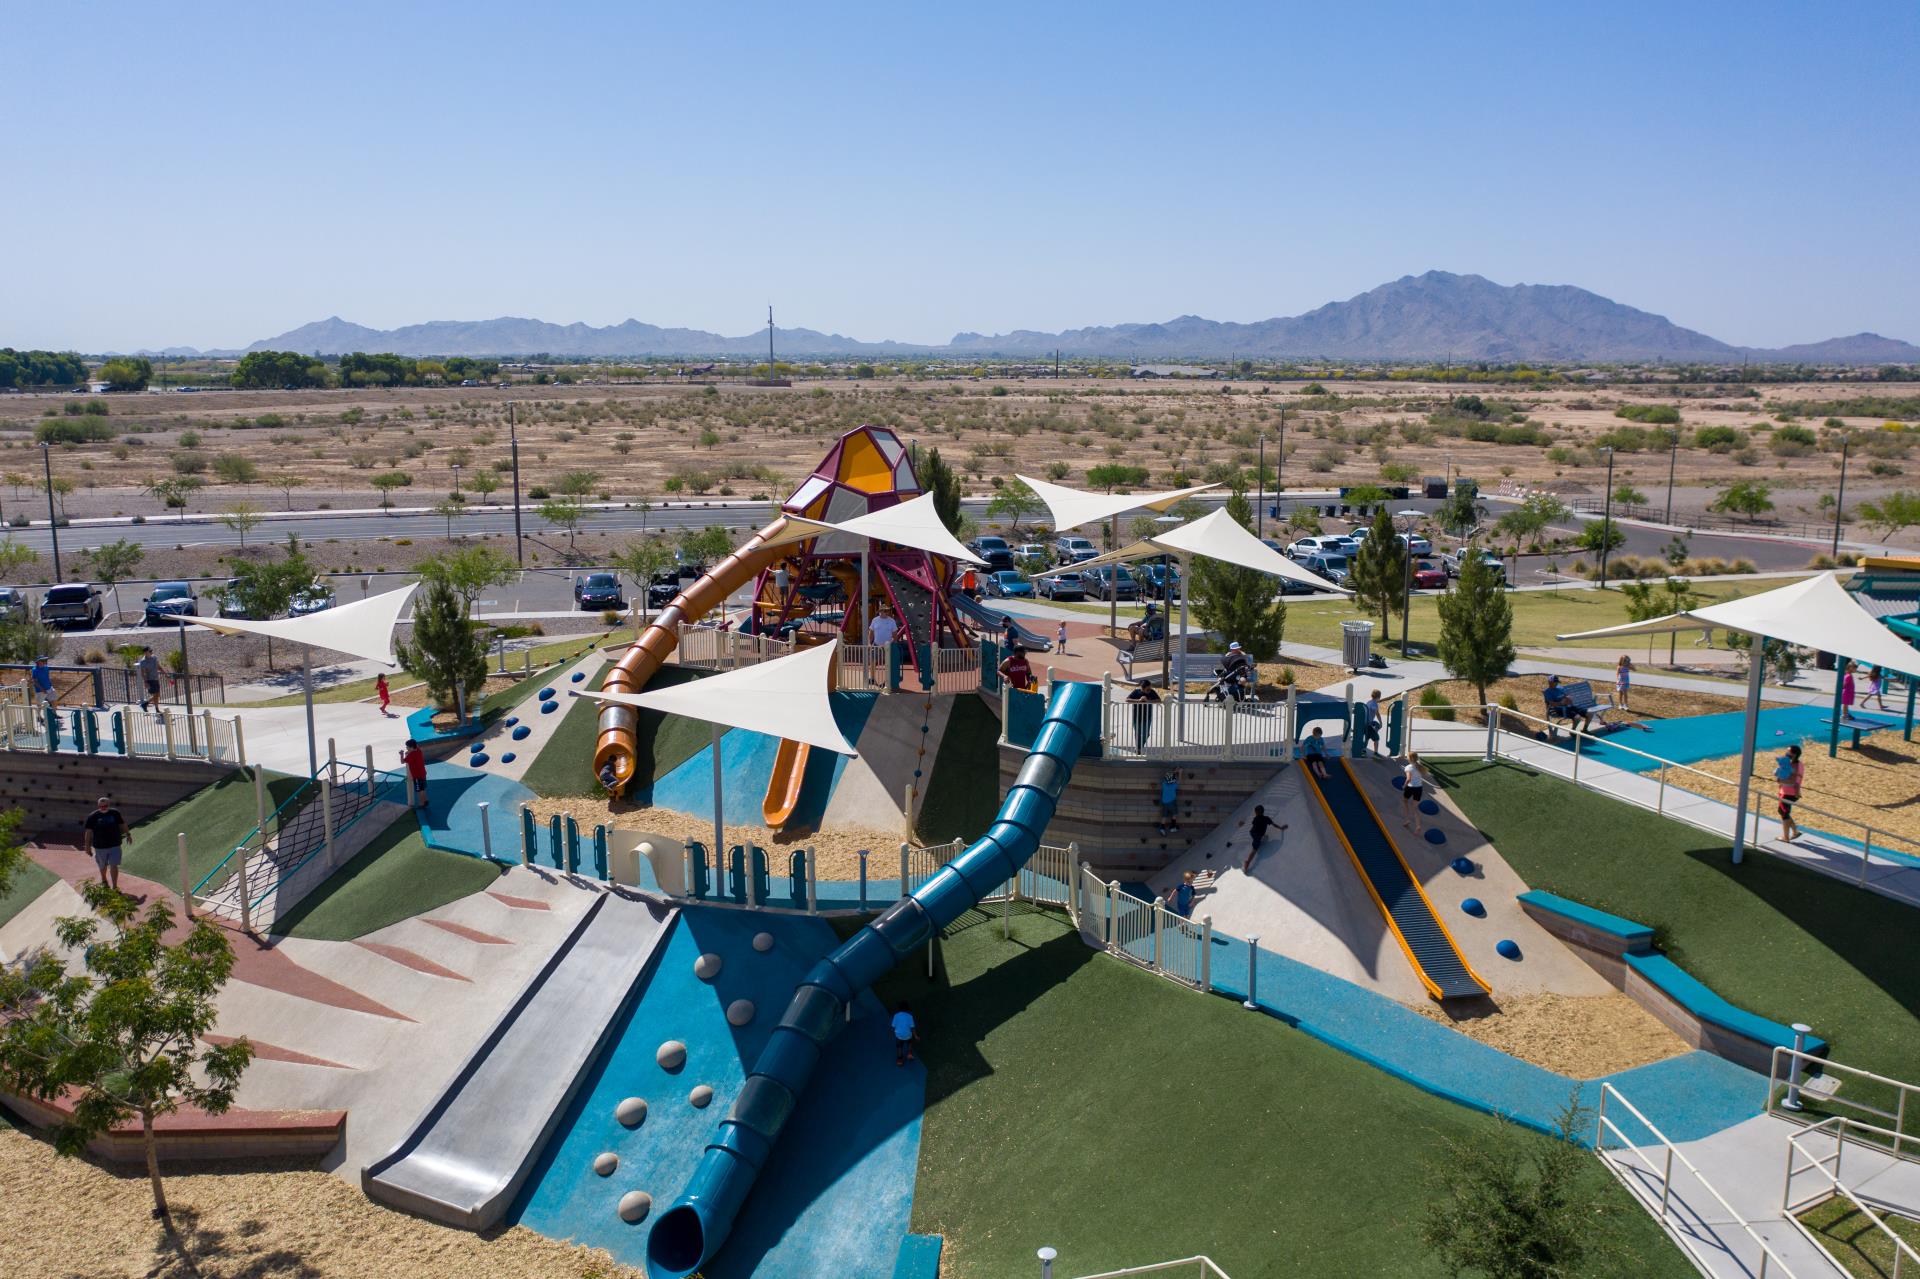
{"left": 645, "top": 680, "right": 1101, "bottom": 1278}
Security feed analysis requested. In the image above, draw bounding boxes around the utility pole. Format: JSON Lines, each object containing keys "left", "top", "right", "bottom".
{"left": 1256, "top": 434, "right": 1266, "bottom": 538}
{"left": 41, "top": 442, "right": 61, "bottom": 580}
{"left": 767, "top": 305, "right": 776, "bottom": 376}
{"left": 1833, "top": 431, "right": 1851, "bottom": 558}
{"left": 509, "top": 401, "right": 524, "bottom": 567}
{"left": 1665, "top": 432, "right": 1678, "bottom": 524}
{"left": 1598, "top": 447, "right": 1616, "bottom": 589}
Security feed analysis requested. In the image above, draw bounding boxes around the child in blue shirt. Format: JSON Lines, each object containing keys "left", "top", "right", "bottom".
{"left": 1302, "top": 726, "right": 1329, "bottom": 779}
{"left": 892, "top": 1001, "right": 918, "bottom": 1065}
{"left": 1158, "top": 769, "right": 1180, "bottom": 835}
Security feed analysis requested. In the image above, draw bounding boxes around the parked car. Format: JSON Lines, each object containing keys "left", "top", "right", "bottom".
{"left": 1036, "top": 571, "right": 1086, "bottom": 601}
{"left": 1395, "top": 532, "right": 1433, "bottom": 556}
{"left": 983, "top": 570, "right": 1033, "bottom": 599}
{"left": 142, "top": 581, "right": 198, "bottom": 627}
{"left": 574, "top": 571, "right": 626, "bottom": 610}
{"left": 1087, "top": 565, "right": 1139, "bottom": 601}
{"left": 1324, "top": 535, "right": 1361, "bottom": 556}
{"left": 288, "top": 585, "right": 337, "bottom": 616}
{"left": 1410, "top": 561, "right": 1448, "bottom": 590}
{"left": 216, "top": 578, "right": 257, "bottom": 619}
{"left": 0, "top": 586, "right": 27, "bottom": 624}
{"left": 39, "top": 583, "right": 102, "bottom": 630}
{"left": 1136, "top": 561, "right": 1180, "bottom": 600}
{"left": 1053, "top": 535, "right": 1098, "bottom": 565}
{"left": 968, "top": 536, "right": 1015, "bottom": 571}
{"left": 647, "top": 564, "right": 702, "bottom": 610}
{"left": 1287, "top": 535, "right": 1347, "bottom": 562}
{"left": 1014, "top": 543, "right": 1049, "bottom": 566}
{"left": 1441, "top": 547, "right": 1506, "bottom": 581}
{"left": 1302, "top": 553, "right": 1350, "bottom": 585}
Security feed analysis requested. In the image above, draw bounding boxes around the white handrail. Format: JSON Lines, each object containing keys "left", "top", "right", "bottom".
{"left": 1768, "top": 1047, "right": 1920, "bottom": 1161}
{"left": 1070, "top": 1256, "right": 1232, "bottom": 1279}
{"left": 1783, "top": 1115, "right": 1920, "bottom": 1278}
{"left": 1595, "top": 1082, "right": 1802, "bottom": 1279}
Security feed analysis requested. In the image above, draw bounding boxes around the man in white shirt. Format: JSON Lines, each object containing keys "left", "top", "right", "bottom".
{"left": 867, "top": 608, "right": 899, "bottom": 681}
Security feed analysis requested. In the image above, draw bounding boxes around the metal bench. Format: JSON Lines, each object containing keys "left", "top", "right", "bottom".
{"left": 1545, "top": 679, "right": 1619, "bottom": 735}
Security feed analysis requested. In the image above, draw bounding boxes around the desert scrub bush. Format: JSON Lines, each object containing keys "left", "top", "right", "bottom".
{"left": 1420, "top": 684, "right": 1454, "bottom": 722}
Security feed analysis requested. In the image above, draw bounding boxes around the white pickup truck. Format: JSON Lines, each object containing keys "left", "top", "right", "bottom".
{"left": 1441, "top": 547, "right": 1507, "bottom": 581}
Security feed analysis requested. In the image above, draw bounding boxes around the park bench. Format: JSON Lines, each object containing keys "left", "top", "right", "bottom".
{"left": 1544, "top": 680, "right": 1619, "bottom": 736}
{"left": 1818, "top": 712, "right": 1892, "bottom": 750}
{"left": 1117, "top": 643, "right": 1217, "bottom": 687}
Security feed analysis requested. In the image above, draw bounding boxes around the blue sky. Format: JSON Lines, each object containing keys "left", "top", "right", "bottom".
{"left": 4, "top": 0, "right": 1916, "bottom": 352}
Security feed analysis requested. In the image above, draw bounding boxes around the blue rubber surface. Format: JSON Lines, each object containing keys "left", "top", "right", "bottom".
{"left": 513, "top": 908, "right": 922, "bottom": 1279}
{"left": 643, "top": 694, "right": 876, "bottom": 825}
{"left": 1516, "top": 890, "right": 1655, "bottom": 948}
{"left": 415, "top": 763, "right": 535, "bottom": 859}
{"left": 1545, "top": 704, "right": 1904, "bottom": 772}
{"left": 1627, "top": 952, "right": 1830, "bottom": 1056}
{"left": 1307, "top": 761, "right": 1485, "bottom": 999}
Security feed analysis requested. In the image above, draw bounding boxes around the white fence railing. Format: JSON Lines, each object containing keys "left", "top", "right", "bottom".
{"left": 1076, "top": 865, "right": 1211, "bottom": 991}
{"left": 677, "top": 626, "right": 794, "bottom": 672}
{"left": 1100, "top": 690, "right": 1292, "bottom": 763}
{"left": 1068, "top": 1258, "right": 1233, "bottom": 1279}
{"left": 1768, "top": 1047, "right": 1920, "bottom": 1161}
{"left": 0, "top": 702, "right": 241, "bottom": 763}
{"left": 1782, "top": 1115, "right": 1920, "bottom": 1278}
{"left": 1594, "top": 1082, "right": 1803, "bottom": 1279}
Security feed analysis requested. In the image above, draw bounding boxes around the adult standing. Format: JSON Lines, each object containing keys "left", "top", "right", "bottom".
{"left": 1127, "top": 678, "right": 1161, "bottom": 754}
{"left": 81, "top": 794, "right": 129, "bottom": 893}
{"left": 135, "top": 646, "right": 162, "bottom": 713}
{"left": 866, "top": 606, "right": 899, "bottom": 683}
{"left": 30, "top": 655, "right": 56, "bottom": 712}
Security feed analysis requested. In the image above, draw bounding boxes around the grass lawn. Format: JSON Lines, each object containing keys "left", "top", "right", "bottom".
{"left": 124, "top": 768, "right": 304, "bottom": 890}
{"left": 914, "top": 694, "right": 1003, "bottom": 844}
{"left": 269, "top": 813, "right": 502, "bottom": 941}
{"left": 1431, "top": 759, "right": 1920, "bottom": 1095}
{"left": 1797, "top": 1197, "right": 1920, "bottom": 1278}
{"left": 0, "top": 858, "right": 58, "bottom": 930}
{"left": 1056, "top": 578, "right": 1802, "bottom": 655}
{"left": 870, "top": 907, "right": 1688, "bottom": 1279}
{"left": 518, "top": 664, "right": 708, "bottom": 798}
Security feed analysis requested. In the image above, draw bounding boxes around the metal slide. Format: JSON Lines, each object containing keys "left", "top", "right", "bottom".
{"left": 949, "top": 591, "right": 1053, "bottom": 652}
{"left": 644, "top": 681, "right": 1101, "bottom": 1278}
{"left": 595, "top": 517, "right": 792, "bottom": 793}
{"left": 364, "top": 893, "right": 676, "bottom": 1227}
{"left": 1301, "top": 758, "right": 1489, "bottom": 1002}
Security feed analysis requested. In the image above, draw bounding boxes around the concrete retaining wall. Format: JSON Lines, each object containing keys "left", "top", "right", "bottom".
{"left": 0, "top": 752, "right": 235, "bottom": 841}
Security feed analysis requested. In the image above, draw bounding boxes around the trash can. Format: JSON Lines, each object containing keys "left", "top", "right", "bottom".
{"left": 1341, "top": 620, "right": 1375, "bottom": 671}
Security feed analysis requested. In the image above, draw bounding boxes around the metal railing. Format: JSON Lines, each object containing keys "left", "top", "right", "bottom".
{"left": 0, "top": 664, "right": 226, "bottom": 709}
{"left": 0, "top": 702, "right": 240, "bottom": 763}
{"left": 1767, "top": 1047, "right": 1920, "bottom": 1160}
{"left": 1100, "top": 687, "right": 1291, "bottom": 763}
{"left": 1068, "top": 1258, "right": 1232, "bottom": 1279}
{"left": 1594, "top": 1082, "right": 1803, "bottom": 1279}
{"left": 1782, "top": 1115, "right": 1920, "bottom": 1278}
{"left": 1078, "top": 865, "right": 1212, "bottom": 991}
{"left": 677, "top": 626, "right": 794, "bottom": 672}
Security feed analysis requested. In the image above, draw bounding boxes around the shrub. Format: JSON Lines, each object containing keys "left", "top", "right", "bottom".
{"left": 1693, "top": 425, "right": 1742, "bottom": 451}
{"left": 601, "top": 609, "right": 622, "bottom": 627}
{"left": 1420, "top": 684, "right": 1454, "bottom": 722}
{"left": 1614, "top": 403, "right": 1680, "bottom": 424}
{"left": 35, "top": 417, "right": 115, "bottom": 445}
{"left": 527, "top": 486, "right": 551, "bottom": 499}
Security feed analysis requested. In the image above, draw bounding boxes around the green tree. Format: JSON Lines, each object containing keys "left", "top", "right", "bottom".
{"left": 1613, "top": 483, "right": 1647, "bottom": 507}
{"left": 677, "top": 525, "right": 734, "bottom": 566}
{"left": 986, "top": 479, "right": 1043, "bottom": 536}
{"left": 83, "top": 538, "right": 145, "bottom": 621}
{"left": 0, "top": 537, "right": 37, "bottom": 580}
{"left": 220, "top": 501, "right": 264, "bottom": 549}
{"left": 1576, "top": 520, "right": 1626, "bottom": 556}
{"left": 1858, "top": 490, "right": 1920, "bottom": 542}
{"left": 433, "top": 495, "right": 468, "bottom": 539}
{"left": 1661, "top": 535, "right": 1691, "bottom": 568}
{"left": 268, "top": 471, "right": 307, "bottom": 511}
{"left": 96, "top": 356, "right": 153, "bottom": 391}
{"left": 614, "top": 538, "right": 676, "bottom": 623}
{"left": 213, "top": 452, "right": 259, "bottom": 485}
{"left": 1436, "top": 553, "right": 1515, "bottom": 707}
{"left": 1710, "top": 479, "right": 1774, "bottom": 522}
{"left": 538, "top": 495, "right": 587, "bottom": 553}
{"left": 1422, "top": 1098, "right": 1617, "bottom": 1279}
{"left": 1494, "top": 492, "right": 1569, "bottom": 545}
{"left": 147, "top": 477, "right": 199, "bottom": 521}
{"left": 413, "top": 545, "right": 515, "bottom": 617}
{"left": 469, "top": 469, "right": 499, "bottom": 504}
{"left": 0, "top": 883, "right": 252, "bottom": 1230}
{"left": 0, "top": 810, "right": 23, "bottom": 907}
{"left": 1347, "top": 508, "right": 1409, "bottom": 633}
{"left": 908, "top": 444, "right": 964, "bottom": 533}
{"left": 223, "top": 539, "right": 315, "bottom": 667}
{"left": 231, "top": 350, "right": 329, "bottom": 389}
{"left": 0, "top": 617, "right": 59, "bottom": 663}
{"left": 556, "top": 469, "right": 597, "bottom": 497}
{"left": 395, "top": 577, "right": 487, "bottom": 719}
{"left": 1188, "top": 489, "right": 1286, "bottom": 661}
{"left": 371, "top": 471, "right": 412, "bottom": 511}
{"left": 1086, "top": 463, "right": 1151, "bottom": 491}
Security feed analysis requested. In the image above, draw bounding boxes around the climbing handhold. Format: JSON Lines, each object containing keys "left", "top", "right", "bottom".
{"left": 470, "top": 754, "right": 489, "bottom": 767}
{"left": 538, "top": 687, "right": 555, "bottom": 700}
{"left": 1391, "top": 775, "right": 1404, "bottom": 789}
{"left": 540, "top": 700, "right": 558, "bottom": 714}
{"left": 570, "top": 672, "right": 586, "bottom": 683}
{"left": 1450, "top": 857, "right": 1475, "bottom": 875}
{"left": 468, "top": 739, "right": 485, "bottom": 752}
{"left": 500, "top": 752, "right": 516, "bottom": 763}
{"left": 1495, "top": 939, "right": 1522, "bottom": 960}
{"left": 694, "top": 952, "right": 723, "bottom": 980}
{"left": 615, "top": 1097, "right": 648, "bottom": 1127}
{"left": 512, "top": 725, "right": 531, "bottom": 740}
{"left": 656, "top": 1041, "right": 687, "bottom": 1071}
{"left": 727, "top": 999, "right": 756, "bottom": 1027}
{"left": 689, "top": 1084, "right": 714, "bottom": 1108}
{"left": 1461, "top": 898, "right": 1486, "bottom": 917}
{"left": 506, "top": 716, "right": 519, "bottom": 727}
{"left": 1418, "top": 799, "right": 1439, "bottom": 815}
{"left": 1423, "top": 828, "right": 1446, "bottom": 845}
{"left": 752, "top": 931, "right": 774, "bottom": 953}
{"left": 618, "top": 1190, "right": 652, "bottom": 1223}
{"left": 594, "top": 1151, "right": 619, "bottom": 1176}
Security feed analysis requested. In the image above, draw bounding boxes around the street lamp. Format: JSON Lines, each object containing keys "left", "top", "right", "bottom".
{"left": 1664, "top": 430, "right": 1678, "bottom": 524}
{"left": 1598, "top": 446, "right": 1616, "bottom": 589}
{"left": 451, "top": 463, "right": 463, "bottom": 497}
{"left": 40, "top": 442, "right": 62, "bottom": 580}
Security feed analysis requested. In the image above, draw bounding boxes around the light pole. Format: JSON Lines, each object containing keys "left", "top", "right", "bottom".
{"left": 1664, "top": 431, "right": 1678, "bottom": 524}
{"left": 509, "top": 402, "right": 525, "bottom": 567}
{"left": 1832, "top": 431, "right": 1851, "bottom": 558}
{"left": 40, "top": 442, "right": 63, "bottom": 581}
{"left": 1400, "top": 516, "right": 1414, "bottom": 658}
{"left": 450, "top": 463, "right": 462, "bottom": 498}
{"left": 1598, "top": 447, "right": 1616, "bottom": 589}
{"left": 1256, "top": 433, "right": 1265, "bottom": 538}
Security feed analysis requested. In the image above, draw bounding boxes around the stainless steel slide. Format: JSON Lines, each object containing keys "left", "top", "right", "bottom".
{"left": 364, "top": 892, "right": 676, "bottom": 1228}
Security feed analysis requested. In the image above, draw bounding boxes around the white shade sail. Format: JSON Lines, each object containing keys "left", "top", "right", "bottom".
{"left": 1016, "top": 474, "right": 1220, "bottom": 530}
{"left": 765, "top": 492, "right": 985, "bottom": 565}
{"left": 1153, "top": 508, "right": 1346, "bottom": 593}
{"left": 1033, "top": 539, "right": 1166, "bottom": 576}
{"left": 575, "top": 639, "right": 858, "bottom": 756}
{"left": 1557, "top": 573, "right": 1920, "bottom": 679}
{"left": 186, "top": 583, "right": 417, "bottom": 667}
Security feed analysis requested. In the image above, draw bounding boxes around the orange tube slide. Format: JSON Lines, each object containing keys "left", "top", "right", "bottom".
{"left": 761, "top": 738, "right": 811, "bottom": 830}
{"left": 592, "top": 517, "right": 792, "bottom": 794}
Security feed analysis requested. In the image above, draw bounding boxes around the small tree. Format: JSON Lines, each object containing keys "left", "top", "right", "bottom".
{"left": 469, "top": 469, "right": 499, "bottom": 505}
{"left": 0, "top": 808, "right": 25, "bottom": 901}
{"left": 1613, "top": 483, "right": 1647, "bottom": 507}
{"left": 268, "top": 471, "right": 307, "bottom": 510}
{"left": 538, "top": 495, "right": 587, "bottom": 553}
{"left": 614, "top": 537, "right": 676, "bottom": 624}
{"left": 147, "top": 477, "right": 199, "bottom": 522}
{"left": 220, "top": 500, "right": 264, "bottom": 549}
{"left": 908, "top": 444, "right": 963, "bottom": 533}
{"left": 1422, "top": 1097, "right": 1619, "bottom": 1279}
{"left": 1711, "top": 479, "right": 1774, "bottom": 522}
{"left": 1661, "top": 534, "right": 1691, "bottom": 568}
{"left": 1434, "top": 485, "right": 1484, "bottom": 538}
{"left": 433, "top": 495, "right": 467, "bottom": 540}
{"left": 396, "top": 577, "right": 488, "bottom": 720}
{"left": 1188, "top": 489, "right": 1286, "bottom": 661}
{"left": 0, "top": 537, "right": 39, "bottom": 580}
{"left": 1436, "top": 553, "right": 1514, "bottom": 707}
{"left": 556, "top": 469, "right": 597, "bottom": 497}
{"left": 371, "top": 471, "right": 412, "bottom": 511}
{"left": 1858, "top": 490, "right": 1920, "bottom": 543}
{"left": 0, "top": 883, "right": 253, "bottom": 1231}
{"left": 414, "top": 545, "right": 516, "bottom": 618}
{"left": 1086, "top": 463, "right": 1151, "bottom": 491}
{"left": 677, "top": 524, "right": 734, "bottom": 566}
{"left": 1576, "top": 520, "right": 1626, "bottom": 557}
{"left": 1347, "top": 508, "right": 1408, "bottom": 634}
{"left": 224, "top": 539, "right": 315, "bottom": 667}
{"left": 84, "top": 538, "right": 145, "bottom": 622}
{"left": 986, "top": 479, "right": 1043, "bottom": 536}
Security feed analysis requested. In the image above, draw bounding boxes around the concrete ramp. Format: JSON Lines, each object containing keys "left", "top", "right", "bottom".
{"left": 364, "top": 891, "right": 675, "bottom": 1229}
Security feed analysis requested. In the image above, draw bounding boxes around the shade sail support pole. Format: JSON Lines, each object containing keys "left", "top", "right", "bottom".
{"left": 1730, "top": 643, "right": 1765, "bottom": 865}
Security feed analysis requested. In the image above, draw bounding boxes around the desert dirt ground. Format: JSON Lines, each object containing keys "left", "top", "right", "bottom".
{"left": 1404, "top": 673, "right": 1781, "bottom": 727}
{"left": 1412, "top": 991, "right": 1688, "bottom": 1078}
{"left": 2, "top": 377, "right": 1910, "bottom": 534}
{"left": 0, "top": 1124, "right": 640, "bottom": 1279}
{"left": 1686, "top": 722, "right": 1920, "bottom": 853}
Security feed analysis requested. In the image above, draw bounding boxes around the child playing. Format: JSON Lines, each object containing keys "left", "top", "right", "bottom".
{"left": 1301, "top": 726, "right": 1329, "bottom": 779}
{"left": 1866, "top": 665, "right": 1889, "bottom": 712}
{"left": 1056, "top": 619, "right": 1070, "bottom": 656}
{"left": 1775, "top": 745, "right": 1804, "bottom": 842}
{"left": 1158, "top": 769, "right": 1180, "bottom": 836}
{"left": 376, "top": 671, "right": 392, "bottom": 717}
{"left": 1243, "top": 804, "right": 1286, "bottom": 874}
{"left": 892, "top": 1000, "right": 918, "bottom": 1066}
{"left": 1615, "top": 655, "right": 1632, "bottom": 713}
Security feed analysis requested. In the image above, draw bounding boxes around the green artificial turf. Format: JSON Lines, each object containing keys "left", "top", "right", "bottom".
{"left": 123, "top": 768, "right": 304, "bottom": 891}
{"left": 0, "top": 858, "right": 59, "bottom": 931}
{"left": 914, "top": 694, "right": 1003, "bottom": 843}
{"left": 269, "top": 813, "right": 501, "bottom": 941}
{"left": 1798, "top": 1197, "right": 1920, "bottom": 1278}
{"left": 871, "top": 907, "right": 1688, "bottom": 1279}
{"left": 518, "top": 663, "right": 710, "bottom": 798}
{"left": 1432, "top": 759, "right": 1920, "bottom": 1094}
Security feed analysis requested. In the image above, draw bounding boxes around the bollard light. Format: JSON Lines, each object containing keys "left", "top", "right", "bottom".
{"left": 1783, "top": 1024, "right": 1812, "bottom": 1111}
{"left": 1243, "top": 934, "right": 1260, "bottom": 1010}
{"left": 1038, "top": 1246, "right": 1057, "bottom": 1279}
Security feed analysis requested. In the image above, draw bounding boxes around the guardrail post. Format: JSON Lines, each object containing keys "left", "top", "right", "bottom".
{"left": 365, "top": 743, "right": 376, "bottom": 797}
{"left": 899, "top": 842, "right": 910, "bottom": 900}
{"left": 478, "top": 801, "right": 493, "bottom": 860}
{"left": 320, "top": 765, "right": 337, "bottom": 870}
{"left": 232, "top": 714, "right": 246, "bottom": 766}
{"left": 1571, "top": 728, "right": 1582, "bottom": 784}
{"left": 202, "top": 710, "right": 215, "bottom": 758}
{"left": 519, "top": 804, "right": 534, "bottom": 866}
{"left": 178, "top": 832, "right": 193, "bottom": 919}
{"left": 1100, "top": 672, "right": 1112, "bottom": 750}
{"left": 1104, "top": 879, "right": 1116, "bottom": 951}
{"left": 1784, "top": 1026, "right": 1811, "bottom": 1110}
{"left": 1038, "top": 1245, "right": 1056, "bottom": 1278}
{"left": 806, "top": 847, "right": 818, "bottom": 914}
{"left": 326, "top": 737, "right": 339, "bottom": 788}
{"left": 162, "top": 711, "right": 176, "bottom": 761}
{"left": 1243, "top": 934, "right": 1260, "bottom": 1010}
{"left": 1285, "top": 684, "right": 1298, "bottom": 753}
{"left": 1151, "top": 900, "right": 1163, "bottom": 972}
{"left": 999, "top": 679, "right": 1010, "bottom": 744}
{"left": 857, "top": 849, "right": 869, "bottom": 911}
{"left": 1200, "top": 915, "right": 1212, "bottom": 991}
{"left": 1485, "top": 705, "right": 1498, "bottom": 762}
{"left": 1223, "top": 698, "right": 1235, "bottom": 761}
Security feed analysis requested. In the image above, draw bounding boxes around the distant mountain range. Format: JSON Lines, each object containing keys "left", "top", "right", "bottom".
{"left": 132, "top": 272, "right": 1919, "bottom": 364}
